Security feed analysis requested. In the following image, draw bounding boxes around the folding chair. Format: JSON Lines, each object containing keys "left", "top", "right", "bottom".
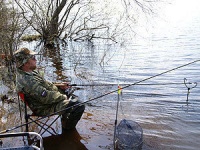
{"left": 18, "top": 92, "right": 62, "bottom": 137}
{"left": 0, "top": 132, "right": 44, "bottom": 150}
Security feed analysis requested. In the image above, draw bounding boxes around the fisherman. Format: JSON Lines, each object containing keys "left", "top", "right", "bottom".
{"left": 13, "top": 47, "right": 85, "bottom": 130}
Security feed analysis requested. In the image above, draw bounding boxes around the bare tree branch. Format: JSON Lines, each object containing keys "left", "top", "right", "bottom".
{"left": 13, "top": 0, "right": 162, "bottom": 45}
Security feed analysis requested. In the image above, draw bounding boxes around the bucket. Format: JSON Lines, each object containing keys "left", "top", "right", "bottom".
{"left": 116, "top": 119, "right": 143, "bottom": 150}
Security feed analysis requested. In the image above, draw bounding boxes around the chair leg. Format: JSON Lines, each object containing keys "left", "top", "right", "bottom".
{"left": 24, "top": 103, "right": 29, "bottom": 132}
{"left": 39, "top": 116, "right": 60, "bottom": 135}
{"left": 28, "top": 115, "right": 61, "bottom": 136}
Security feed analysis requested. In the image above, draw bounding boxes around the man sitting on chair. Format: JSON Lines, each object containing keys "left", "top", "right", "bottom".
{"left": 14, "top": 47, "right": 85, "bottom": 130}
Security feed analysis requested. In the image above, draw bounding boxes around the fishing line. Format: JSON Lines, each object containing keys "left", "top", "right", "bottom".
{"left": 1, "top": 59, "right": 200, "bottom": 134}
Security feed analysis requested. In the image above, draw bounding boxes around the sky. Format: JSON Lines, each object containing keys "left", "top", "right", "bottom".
{"left": 132, "top": 0, "right": 200, "bottom": 39}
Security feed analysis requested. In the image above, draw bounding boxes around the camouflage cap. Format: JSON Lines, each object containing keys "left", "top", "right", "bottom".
{"left": 14, "top": 48, "right": 37, "bottom": 68}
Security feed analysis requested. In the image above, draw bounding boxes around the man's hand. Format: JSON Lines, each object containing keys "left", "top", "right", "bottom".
{"left": 54, "top": 82, "right": 71, "bottom": 90}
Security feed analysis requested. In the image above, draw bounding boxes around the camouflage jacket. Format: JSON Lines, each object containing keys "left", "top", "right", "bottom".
{"left": 16, "top": 69, "right": 67, "bottom": 115}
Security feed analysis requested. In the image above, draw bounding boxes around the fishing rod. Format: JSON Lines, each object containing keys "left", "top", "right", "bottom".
{"left": 1, "top": 59, "right": 200, "bottom": 134}
{"left": 68, "top": 82, "right": 195, "bottom": 87}
{"left": 114, "top": 86, "right": 122, "bottom": 149}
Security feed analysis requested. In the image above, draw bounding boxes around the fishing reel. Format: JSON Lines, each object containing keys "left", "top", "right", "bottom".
{"left": 65, "top": 87, "right": 76, "bottom": 97}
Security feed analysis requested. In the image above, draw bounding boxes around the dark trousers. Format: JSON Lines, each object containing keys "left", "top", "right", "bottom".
{"left": 61, "top": 100, "right": 85, "bottom": 130}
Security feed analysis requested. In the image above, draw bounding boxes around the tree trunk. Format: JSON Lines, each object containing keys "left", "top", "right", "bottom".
{"left": 44, "top": 0, "right": 67, "bottom": 47}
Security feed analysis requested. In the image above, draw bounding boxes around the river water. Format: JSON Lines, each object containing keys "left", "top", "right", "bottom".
{"left": 1, "top": 0, "right": 200, "bottom": 149}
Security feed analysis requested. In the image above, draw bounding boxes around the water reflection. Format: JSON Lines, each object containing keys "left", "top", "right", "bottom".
{"left": 43, "top": 46, "right": 69, "bottom": 81}
{"left": 43, "top": 129, "right": 87, "bottom": 150}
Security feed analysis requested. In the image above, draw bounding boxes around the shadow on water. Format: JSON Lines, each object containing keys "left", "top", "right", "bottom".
{"left": 43, "top": 129, "right": 87, "bottom": 150}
